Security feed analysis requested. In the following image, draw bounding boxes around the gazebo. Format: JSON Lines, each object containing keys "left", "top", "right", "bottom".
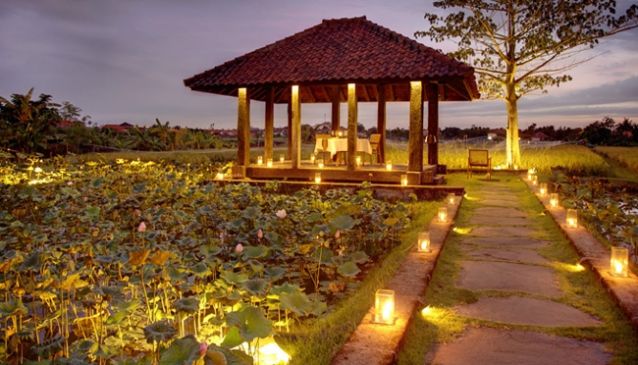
{"left": 184, "top": 16, "right": 479, "bottom": 185}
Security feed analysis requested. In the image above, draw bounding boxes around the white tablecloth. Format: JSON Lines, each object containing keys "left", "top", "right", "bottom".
{"left": 314, "top": 137, "right": 372, "bottom": 158}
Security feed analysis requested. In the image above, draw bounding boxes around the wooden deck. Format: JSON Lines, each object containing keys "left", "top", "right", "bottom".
{"left": 239, "top": 161, "right": 438, "bottom": 185}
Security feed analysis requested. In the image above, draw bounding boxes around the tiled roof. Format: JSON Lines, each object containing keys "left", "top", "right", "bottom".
{"left": 184, "top": 16, "right": 479, "bottom": 102}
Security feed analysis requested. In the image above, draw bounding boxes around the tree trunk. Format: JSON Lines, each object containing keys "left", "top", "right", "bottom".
{"left": 504, "top": 88, "right": 521, "bottom": 168}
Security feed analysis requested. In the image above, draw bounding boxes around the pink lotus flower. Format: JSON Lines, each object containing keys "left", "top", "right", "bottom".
{"left": 276, "top": 209, "right": 287, "bottom": 219}
{"left": 335, "top": 230, "right": 341, "bottom": 239}
{"left": 199, "top": 342, "right": 208, "bottom": 357}
{"left": 234, "top": 243, "right": 244, "bottom": 254}
{"left": 137, "top": 222, "right": 146, "bottom": 232}
{"left": 257, "top": 228, "right": 264, "bottom": 239}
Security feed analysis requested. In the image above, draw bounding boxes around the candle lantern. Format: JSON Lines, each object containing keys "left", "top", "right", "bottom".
{"left": 257, "top": 156, "right": 263, "bottom": 165}
{"left": 437, "top": 207, "right": 448, "bottom": 223}
{"left": 318, "top": 161, "right": 325, "bottom": 169}
{"left": 337, "top": 130, "right": 343, "bottom": 137}
{"left": 566, "top": 209, "right": 578, "bottom": 228}
{"left": 279, "top": 155, "right": 285, "bottom": 163}
{"left": 214, "top": 172, "right": 224, "bottom": 181}
{"left": 310, "top": 155, "right": 315, "bottom": 164}
{"left": 527, "top": 169, "right": 535, "bottom": 181}
{"left": 374, "top": 289, "right": 395, "bottom": 325}
{"left": 400, "top": 174, "right": 408, "bottom": 186}
{"left": 447, "top": 193, "right": 456, "bottom": 204}
{"left": 610, "top": 246, "right": 629, "bottom": 277}
{"left": 539, "top": 182, "right": 547, "bottom": 197}
{"left": 314, "top": 172, "right": 321, "bottom": 184}
{"left": 266, "top": 158, "right": 273, "bottom": 168}
{"left": 549, "top": 193, "right": 559, "bottom": 208}
{"left": 417, "top": 231, "right": 431, "bottom": 252}
{"left": 531, "top": 175, "right": 538, "bottom": 186}
{"left": 355, "top": 156, "right": 362, "bottom": 167}
{"left": 386, "top": 162, "right": 392, "bottom": 171}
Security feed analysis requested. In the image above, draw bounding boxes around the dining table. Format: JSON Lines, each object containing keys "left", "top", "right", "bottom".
{"left": 314, "top": 136, "right": 372, "bottom": 158}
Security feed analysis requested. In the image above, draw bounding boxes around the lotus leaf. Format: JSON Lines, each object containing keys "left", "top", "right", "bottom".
{"left": 242, "top": 245, "right": 269, "bottom": 259}
{"left": 129, "top": 250, "right": 150, "bottom": 266}
{"left": 174, "top": 297, "right": 200, "bottom": 314}
{"left": 143, "top": 321, "right": 177, "bottom": 344}
{"left": 159, "top": 335, "right": 200, "bottom": 365}
{"left": 242, "top": 278, "right": 268, "bottom": 296}
{"left": 337, "top": 261, "right": 361, "bottom": 277}
{"left": 226, "top": 306, "right": 272, "bottom": 342}
{"left": 220, "top": 270, "right": 248, "bottom": 286}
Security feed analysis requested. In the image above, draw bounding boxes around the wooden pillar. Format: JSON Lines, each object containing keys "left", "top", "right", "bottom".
{"left": 290, "top": 85, "right": 301, "bottom": 168}
{"left": 426, "top": 83, "right": 439, "bottom": 166}
{"left": 408, "top": 81, "right": 423, "bottom": 172}
{"left": 264, "top": 87, "right": 274, "bottom": 161}
{"left": 347, "top": 83, "right": 357, "bottom": 170}
{"left": 376, "top": 84, "right": 386, "bottom": 163}
{"left": 330, "top": 86, "right": 340, "bottom": 132}
{"left": 287, "top": 100, "right": 292, "bottom": 160}
{"left": 237, "top": 87, "right": 250, "bottom": 167}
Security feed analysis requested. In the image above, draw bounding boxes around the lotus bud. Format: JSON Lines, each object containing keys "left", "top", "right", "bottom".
{"left": 257, "top": 228, "right": 264, "bottom": 239}
{"left": 234, "top": 243, "right": 244, "bottom": 254}
{"left": 137, "top": 221, "right": 147, "bottom": 232}
{"left": 199, "top": 342, "right": 208, "bottom": 357}
{"left": 276, "top": 209, "right": 287, "bottom": 219}
{"left": 335, "top": 230, "right": 341, "bottom": 239}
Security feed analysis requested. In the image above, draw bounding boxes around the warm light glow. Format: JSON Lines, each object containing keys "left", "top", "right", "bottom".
{"left": 566, "top": 209, "right": 578, "bottom": 228}
{"left": 610, "top": 246, "right": 629, "bottom": 277}
{"left": 401, "top": 174, "right": 408, "bottom": 186}
{"left": 337, "top": 130, "right": 343, "bottom": 137}
{"left": 421, "top": 305, "right": 432, "bottom": 317}
{"left": 34, "top": 166, "right": 43, "bottom": 174}
{"left": 355, "top": 156, "right": 362, "bottom": 167}
{"left": 549, "top": 193, "right": 559, "bottom": 208}
{"left": 453, "top": 227, "right": 472, "bottom": 235}
{"left": 257, "top": 337, "right": 290, "bottom": 365}
{"left": 348, "top": 83, "right": 356, "bottom": 94}
{"left": 386, "top": 162, "right": 392, "bottom": 171}
{"left": 532, "top": 175, "right": 538, "bottom": 186}
{"left": 437, "top": 207, "right": 448, "bottom": 223}
{"left": 310, "top": 155, "right": 316, "bottom": 164}
{"left": 214, "top": 172, "right": 224, "bottom": 181}
{"left": 374, "top": 289, "right": 395, "bottom": 325}
{"left": 318, "top": 161, "right": 324, "bottom": 169}
{"left": 314, "top": 172, "right": 321, "bottom": 184}
{"left": 539, "top": 182, "right": 547, "bottom": 197}
{"left": 447, "top": 193, "right": 456, "bottom": 204}
{"left": 280, "top": 155, "right": 285, "bottom": 163}
{"left": 266, "top": 158, "right": 273, "bottom": 168}
{"left": 417, "top": 231, "right": 430, "bottom": 252}
{"left": 257, "top": 156, "right": 263, "bottom": 166}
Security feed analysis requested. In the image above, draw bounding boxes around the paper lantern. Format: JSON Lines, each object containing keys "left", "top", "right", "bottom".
{"left": 374, "top": 289, "right": 395, "bottom": 325}
{"left": 314, "top": 172, "right": 321, "bottom": 184}
{"left": 438, "top": 207, "right": 448, "bottom": 223}
{"left": 566, "top": 209, "right": 578, "bottom": 228}
{"left": 610, "top": 246, "right": 629, "bottom": 277}
{"left": 310, "top": 155, "right": 315, "bottom": 164}
{"left": 266, "top": 158, "right": 273, "bottom": 168}
{"left": 355, "top": 156, "right": 362, "bottom": 167}
{"left": 318, "top": 161, "right": 325, "bottom": 169}
{"left": 539, "top": 182, "right": 547, "bottom": 197}
{"left": 549, "top": 193, "right": 559, "bottom": 208}
{"left": 214, "top": 172, "right": 224, "bottom": 181}
{"left": 401, "top": 174, "right": 408, "bottom": 186}
{"left": 386, "top": 162, "right": 392, "bottom": 171}
{"left": 417, "top": 231, "right": 431, "bottom": 252}
{"left": 257, "top": 156, "right": 263, "bottom": 165}
{"left": 279, "top": 155, "right": 285, "bottom": 163}
{"left": 447, "top": 193, "right": 456, "bottom": 204}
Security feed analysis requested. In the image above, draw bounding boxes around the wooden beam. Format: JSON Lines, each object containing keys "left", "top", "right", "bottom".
{"left": 376, "top": 84, "right": 386, "bottom": 163}
{"left": 287, "top": 100, "right": 292, "bottom": 159}
{"left": 330, "top": 86, "right": 340, "bottom": 132}
{"left": 360, "top": 84, "right": 370, "bottom": 101}
{"left": 306, "top": 85, "right": 316, "bottom": 103}
{"left": 290, "top": 85, "right": 301, "bottom": 168}
{"left": 347, "top": 83, "right": 358, "bottom": 171}
{"left": 388, "top": 84, "right": 395, "bottom": 102}
{"left": 426, "top": 82, "right": 439, "bottom": 166}
{"left": 237, "top": 87, "right": 250, "bottom": 167}
{"left": 408, "top": 81, "right": 423, "bottom": 172}
{"left": 264, "top": 87, "right": 274, "bottom": 161}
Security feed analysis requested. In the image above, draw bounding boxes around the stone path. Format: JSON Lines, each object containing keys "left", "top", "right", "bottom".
{"left": 427, "top": 180, "right": 610, "bottom": 365}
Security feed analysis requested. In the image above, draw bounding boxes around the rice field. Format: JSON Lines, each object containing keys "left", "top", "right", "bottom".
{"left": 595, "top": 146, "right": 638, "bottom": 174}
{"left": 386, "top": 142, "right": 610, "bottom": 175}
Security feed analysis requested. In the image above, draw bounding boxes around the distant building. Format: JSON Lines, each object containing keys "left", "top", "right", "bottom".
{"left": 102, "top": 122, "right": 134, "bottom": 133}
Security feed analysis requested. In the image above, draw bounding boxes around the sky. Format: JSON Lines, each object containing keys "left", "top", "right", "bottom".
{"left": 1, "top": 0, "right": 637, "bottom": 130}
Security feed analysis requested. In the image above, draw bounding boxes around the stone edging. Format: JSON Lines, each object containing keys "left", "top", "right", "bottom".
{"left": 330, "top": 198, "right": 462, "bottom": 365}
{"left": 523, "top": 177, "right": 638, "bottom": 331}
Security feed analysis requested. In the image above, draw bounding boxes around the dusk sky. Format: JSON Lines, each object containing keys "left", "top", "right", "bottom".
{"left": 1, "top": 0, "right": 637, "bottom": 130}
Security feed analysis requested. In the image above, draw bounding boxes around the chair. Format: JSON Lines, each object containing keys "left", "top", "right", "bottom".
{"left": 467, "top": 149, "right": 491, "bottom": 180}
{"left": 369, "top": 133, "right": 381, "bottom": 164}
{"left": 315, "top": 134, "right": 331, "bottom": 164}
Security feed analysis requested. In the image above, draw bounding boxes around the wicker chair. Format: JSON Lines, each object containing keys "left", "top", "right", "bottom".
{"left": 315, "top": 134, "right": 331, "bottom": 164}
{"left": 369, "top": 133, "right": 381, "bottom": 163}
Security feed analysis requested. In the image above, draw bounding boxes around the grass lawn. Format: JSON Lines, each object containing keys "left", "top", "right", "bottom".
{"left": 397, "top": 174, "right": 638, "bottom": 365}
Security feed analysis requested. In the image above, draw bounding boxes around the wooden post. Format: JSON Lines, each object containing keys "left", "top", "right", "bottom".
{"left": 376, "top": 84, "right": 386, "bottom": 163}
{"left": 290, "top": 85, "right": 301, "bottom": 169}
{"left": 426, "top": 83, "right": 439, "bottom": 166}
{"left": 264, "top": 87, "right": 274, "bottom": 161}
{"left": 287, "top": 100, "right": 292, "bottom": 160}
{"left": 237, "top": 87, "right": 250, "bottom": 167}
{"left": 347, "top": 83, "right": 357, "bottom": 170}
{"left": 331, "top": 86, "right": 340, "bottom": 133}
{"left": 408, "top": 81, "right": 423, "bottom": 172}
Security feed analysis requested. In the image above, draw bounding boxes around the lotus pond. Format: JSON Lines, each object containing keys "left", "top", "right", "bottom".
{"left": 0, "top": 158, "right": 421, "bottom": 365}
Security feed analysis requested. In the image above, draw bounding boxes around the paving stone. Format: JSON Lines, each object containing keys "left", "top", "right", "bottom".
{"left": 457, "top": 260, "right": 562, "bottom": 297}
{"left": 428, "top": 327, "right": 611, "bottom": 365}
{"left": 479, "top": 199, "right": 523, "bottom": 208}
{"left": 454, "top": 296, "right": 602, "bottom": 327}
{"left": 460, "top": 236, "right": 550, "bottom": 249}
{"left": 468, "top": 215, "right": 534, "bottom": 226}
{"left": 470, "top": 225, "right": 537, "bottom": 238}
{"left": 474, "top": 207, "right": 527, "bottom": 218}
{"left": 461, "top": 247, "right": 548, "bottom": 265}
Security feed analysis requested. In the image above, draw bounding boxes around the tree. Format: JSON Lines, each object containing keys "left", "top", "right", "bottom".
{"left": 418, "top": 0, "right": 638, "bottom": 167}
{"left": 58, "top": 101, "right": 91, "bottom": 124}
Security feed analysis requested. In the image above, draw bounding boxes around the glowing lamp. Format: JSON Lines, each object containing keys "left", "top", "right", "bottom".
{"left": 374, "top": 289, "right": 395, "bottom": 325}
{"left": 549, "top": 193, "right": 559, "bottom": 208}
{"left": 566, "top": 209, "right": 578, "bottom": 228}
{"left": 257, "top": 156, "right": 263, "bottom": 166}
{"left": 531, "top": 175, "right": 538, "bottom": 186}
{"left": 279, "top": 155, "right": 285, "bottom": 163}
{"left": 539, "top": 182, "right": 547, "bottom": 197}
{"left": 447, "top": 193, "right": 456, "bottom": 204}
{"left": 266, "top": 158, "right": 273, "bottom": 168}
{"left": 318, "top": 161, "right": 325, "bottom": 169}
{"left": 417, "top": 231, "right": 431, "bottom": 252}
{"left": 527, "top": 170, "right": 534, "bottom": 181}
{"left": 401, "top": 174, "right": 408, "bottom": 186}
{"left": 314, "top": 172, "right": 321, "bottom": 184}
{"left": 310, "top": 155, "right": 316, "bottom": 164}
{"left": 437, "top": 207, "right": 448, "bottom": 223}
{"left": 355, "top": 156, "right": 362, "bottom": 167}
{"left": 386, "top": 162, "right": 392, "bottom": 171}
{"left": 34, "top": 166, "right": 43, "bottom": 174}
{"left": 214, "top": 172, "right": 224, "bottom": 181}
{"left": 337, "top": 130, "right": 343, "bottom": 137}
{"left": 610, "top": 246, "right": 629, "bottom": 277}
{"left": 257, "top": 337, "right": 290, "bottom": 365}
